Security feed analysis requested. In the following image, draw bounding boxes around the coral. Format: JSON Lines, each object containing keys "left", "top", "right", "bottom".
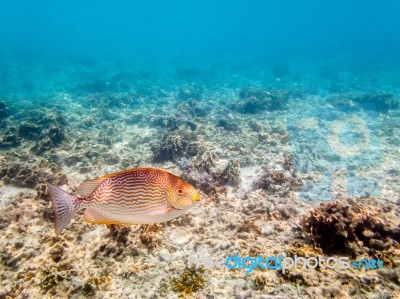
{"left": 300, "top": 201, "right": 400, "bottom": 257}
{"left": 48, "top": 127, "right": 66, "bottom": 145}
{"left": 179, "top": 99, "right": 208, "bottom": 118}
{"left": 177, "top": 84, "right": 203, "bottom": 101}
{"left": 254, "top": 169, "right": 298, "bottom": 193}
{"left": 172, "top": 265, "right": 205, "bottom": 297}
{"left": 0, "top": 158, "right": 68, "bottom": 188}
{"left": 353, "top": 92, "right": 399, "bottom": 113}
{"left": 237, "top": 219, "right": 261, "bottom": 236}
{"left": 94, "top": 225, "right": 137, "bottom": 260}
{"left": 18, "top": 122, "right": 42, "bottom": 140}
{"left": 182, "top": 152, "right": 240, "bottom": 195}
{"left": 0, "top": 126, "right": 20, "bottom": 148}
{"left": 150, "top": 114, "right": 198, "bottom": 132}
{"left": 277, "top": 268, "right": 307, "bottom": 285}
{"left": 14, "top": 109, "right": 67, "bottom": 153}
{"left": 94, "top": 224, "right": 163, "bottom": 261}
{"left": 107, "top": 225, "right": 132, "bottom": 245}
{"left": 151, "top": 130, "right": 204, "bottom": 163}
{"left": 236, "top": 88, "right": 287, "bottom": 113}
{"left": 286, "top": 242, "right": 323, "bottom": 258}
{"left": 103, "top": 152, "right": 121, "bottom": 165}
{"left": 253, "top": 275, "right": 267, "bottom": 290}
{"left": 150, "top": 115, "right": 181, "bottom": 131}
{"left": 216, "top": 117, "right": 241, "bottom": 132}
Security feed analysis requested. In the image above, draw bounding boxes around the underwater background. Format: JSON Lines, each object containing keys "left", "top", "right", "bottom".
{"left": 0, "top": 1, "right": 400, "bottom": 298}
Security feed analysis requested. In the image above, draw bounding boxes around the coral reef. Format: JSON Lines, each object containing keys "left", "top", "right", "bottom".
{"left": 177, "top": 84, "right": 203, "bottom": 101}
{"left": 0, "top": 156, "right": 68, "bottom": 188}
{"left": 300, "top": 201, "right": 400, "bottom": 257}
{"left": 0, "top": 126, "right": 20, "bottom": 148}
{"left": 353, "top": 92, "right": 399, "bottom": 112}
{"left": 151, "top": 130, "right": 204, "bottom": 162}
{"left": 254, "top": 168, "right": 298, "bottom": 193}
{"left": 182, "top": 152, "right": 240, "bottom": 194}
{"left": 236, "top": 87, "right": 288, "bottom": 113}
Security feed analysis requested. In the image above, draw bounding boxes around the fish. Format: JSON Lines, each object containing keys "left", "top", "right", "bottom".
{"left": 47, "top": 167, "right": 201, "bottom": 234}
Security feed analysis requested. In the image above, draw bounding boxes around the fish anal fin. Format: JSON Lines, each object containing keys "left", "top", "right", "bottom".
{"left": 83, "top": 209, "right": 132, "bottom": 225}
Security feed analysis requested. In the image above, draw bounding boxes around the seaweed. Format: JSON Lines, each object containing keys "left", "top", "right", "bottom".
{"left": 81, "top": 276, "right": 111, "bottom": 296}
{"left": 172, "top": 265, "right": 205, "bottom": 297}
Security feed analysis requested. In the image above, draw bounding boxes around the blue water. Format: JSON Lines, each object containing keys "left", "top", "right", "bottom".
{"left": 1, "top": 0, "right": 400, "bottom": 96}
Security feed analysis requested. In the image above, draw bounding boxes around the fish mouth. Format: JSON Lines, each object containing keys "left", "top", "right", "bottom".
{"left": 192, "top": 192, "right": 201, "bottom": 202}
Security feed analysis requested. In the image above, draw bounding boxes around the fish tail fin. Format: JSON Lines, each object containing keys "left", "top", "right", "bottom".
{"left": 47, "top": 183, "right": 82, "bottom": 234}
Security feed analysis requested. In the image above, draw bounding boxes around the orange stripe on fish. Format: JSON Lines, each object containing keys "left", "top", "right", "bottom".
{"left": 47, "top": 168, "right": 201, "bottom": 234}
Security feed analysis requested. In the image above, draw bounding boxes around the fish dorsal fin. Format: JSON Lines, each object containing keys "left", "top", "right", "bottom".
{"left": 77, "top": 178, "right": 109, "bottom": 198}
{"left": 77, "top": 168, "right": 170, "bottom": 198}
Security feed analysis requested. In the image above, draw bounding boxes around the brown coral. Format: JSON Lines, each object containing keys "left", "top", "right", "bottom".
{"left": 254, "top": 169, "right": 298, "bottom": 193}
{"left": 300, "top": 201, "right": 400, "bottom": 257}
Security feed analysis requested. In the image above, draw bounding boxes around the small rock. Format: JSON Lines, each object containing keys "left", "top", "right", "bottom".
{"left": 235, "top": 289, "right": 252, "bottom": 299}
{"left": 170, "top": 228, "right": 192, "bottom": 245}
{"left": 261, "top": 225, "right": 274, "bottom": 236}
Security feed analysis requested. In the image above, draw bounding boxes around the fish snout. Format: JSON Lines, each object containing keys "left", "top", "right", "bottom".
{"left": 192, "top": 192, "right": 201, "bottom": 202}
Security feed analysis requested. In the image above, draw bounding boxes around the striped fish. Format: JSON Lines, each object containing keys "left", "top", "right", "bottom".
{"left": 47, "top": 168, "right": 201, "bottom": 234}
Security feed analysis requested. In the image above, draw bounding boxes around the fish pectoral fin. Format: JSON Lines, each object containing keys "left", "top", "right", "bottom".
{"left": 83, "top": 209, "right": 132, "bottom": 225}
{"left": 147, "top": 206, "right": 174, "bottom": 216}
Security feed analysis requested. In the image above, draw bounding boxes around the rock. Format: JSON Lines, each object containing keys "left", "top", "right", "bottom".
{"left": 261, "top": 225, "right": 274, "bottom": 236}
{"left": 235, "top": 289, "right": 252, "bottom": 299}
{"left": 169, "top": 228, "right": 192, "bottom": 245}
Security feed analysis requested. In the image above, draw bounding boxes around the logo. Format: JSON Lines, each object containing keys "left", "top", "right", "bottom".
{"left": 286, "top": 99, "right": 380, "bottom": 200}
{"left": 187, "top": 253, "right": 384, "bottom": 274}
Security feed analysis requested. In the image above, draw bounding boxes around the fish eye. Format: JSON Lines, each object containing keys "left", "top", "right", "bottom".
{"left": 178, "top": 189, "right": 184, "bottom": 194}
